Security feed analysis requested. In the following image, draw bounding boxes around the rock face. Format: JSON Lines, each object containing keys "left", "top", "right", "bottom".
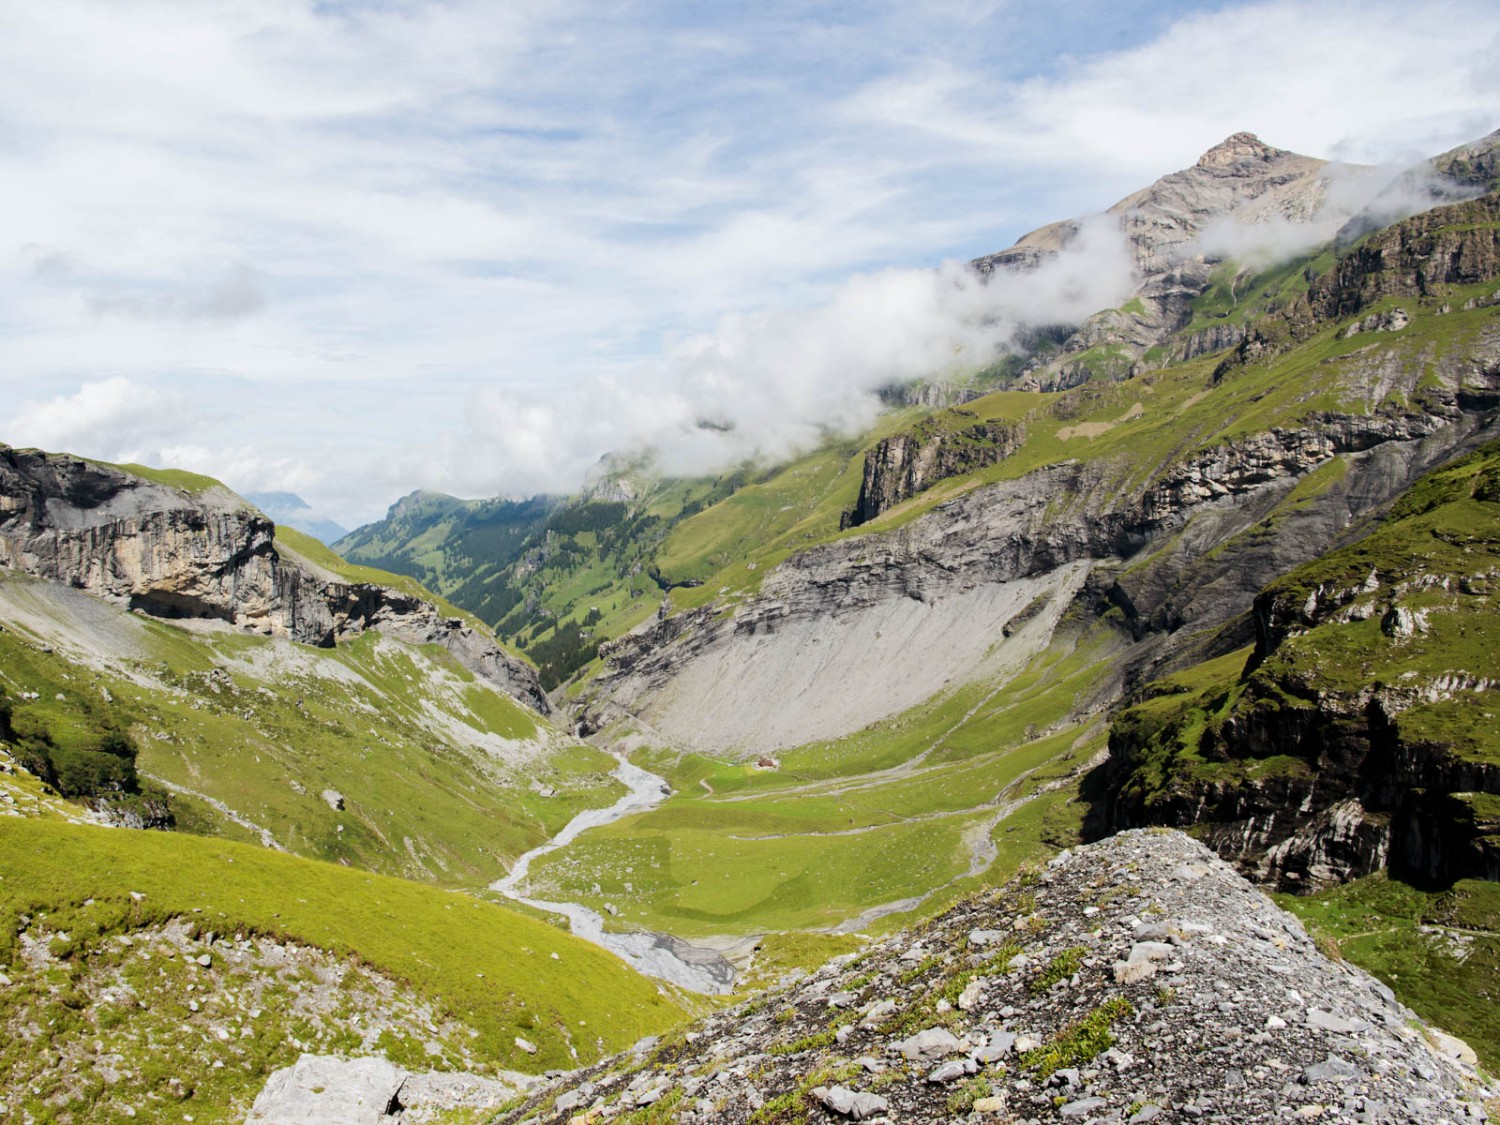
{"left": 1101, "top": 438, "right": 1500, "bottom": 890}
{"left": 0, "top": 449, "right": 549, "bottom": 713}
{"left": 977, "top": 133, "right": 1346, "bottom": 390}
{"left": 580, "top": 353, "right": 1500, "bottom": 755}
{"left": 495, "top": 831, "right": 1493, "bottom": 1125}
{"left": 842, "top": 414, "right": 1025, "bottom": 528}
{"left": 974, "top": 132, "right": 1500, "bottom": 392}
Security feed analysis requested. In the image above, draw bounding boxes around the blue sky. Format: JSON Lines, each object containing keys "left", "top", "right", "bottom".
{"left": 4, "top": 0, "right": 1499, "bottom": 526}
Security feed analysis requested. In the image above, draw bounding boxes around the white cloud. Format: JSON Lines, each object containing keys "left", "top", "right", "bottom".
{"left": 409, "top": 219, "right": 1138, "bottom": 495}
{"left": 9, "top": 377, "right": 199, "bottom": 460}
{"left": 0, "top": 0, "right": 1497, "bottom": 525}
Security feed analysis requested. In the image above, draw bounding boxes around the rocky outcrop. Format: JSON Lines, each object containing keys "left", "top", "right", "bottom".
{"left": 0, "top": 448, "right": 549, "bottom": 713}
{"left": 1099, "top": 438, "right": 1500, "bottom": 890}
{"left": 842, "top": 414, "right": 1025, "bottom": 528}
{"left": 1216, "top": 193, "right": 1500, "bottom": 379}
{"left": 1308, "top": 194, "right": 1500, "bottom": 322}
{"left": 495, "top": 831, "right": 1492, "bottom": 1125}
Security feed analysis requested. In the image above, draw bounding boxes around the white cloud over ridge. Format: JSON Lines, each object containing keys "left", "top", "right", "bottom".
{"left": 0, "top": 0, "right": 1497, "bottom": 523}
{"left": 414, "top": 218, "right": 1137, "bottom": 495}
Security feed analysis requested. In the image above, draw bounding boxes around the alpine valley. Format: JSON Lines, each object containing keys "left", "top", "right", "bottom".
{"left": 4, "top": 129, "right": 1500, "bottom": 1125}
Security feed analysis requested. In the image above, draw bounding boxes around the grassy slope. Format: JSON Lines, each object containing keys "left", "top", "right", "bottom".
{"left": 525, "top": 626, "right": 1116, "bottom": 944}
{"left": 0, "top": 817, "right": 687, "bottom": 1122}
{"left": 0, "top": 574, "right": 621, "bottom": 885}
{"left": 1281, "top": 876, "right": 1500, "bottom": 1075}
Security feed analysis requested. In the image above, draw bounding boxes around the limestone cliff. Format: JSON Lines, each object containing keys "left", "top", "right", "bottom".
{"left": 1098, "top": 440, "right": 1500, "bottom": 892}
{"left": 0, "top": 448, "right": 549, "bottom": 713}
{"left": 842, "top": 413, "right": 1025, "bottom": 528}
{"left": 578, "top": 324, "right": 1499, "bottom": 754}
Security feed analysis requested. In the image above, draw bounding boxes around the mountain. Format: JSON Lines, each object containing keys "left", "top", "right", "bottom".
{"left": 4, "top": 129, "right": 1500, "bottom": 1120}
{"left": 498, "top": 131, "right": 1500, "bottom": 1058}
{"left": 243, "top": 490, "right": 348, "bottom": 545}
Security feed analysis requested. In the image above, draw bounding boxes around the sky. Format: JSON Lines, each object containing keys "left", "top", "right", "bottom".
{"left": 3, "top": 0, "right": 1499, "bottom": 529}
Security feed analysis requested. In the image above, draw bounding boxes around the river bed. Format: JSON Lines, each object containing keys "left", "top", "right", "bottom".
{"left": 490, "top": 755, "right": 736, "bottom": 994}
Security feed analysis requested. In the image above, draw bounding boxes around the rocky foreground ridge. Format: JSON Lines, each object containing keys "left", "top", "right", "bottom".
{"left": 493, "top": 830, "right": 1491, "bottom": 1125}
{"left": 0, "top": 447, "right": 549, "bottom": 713}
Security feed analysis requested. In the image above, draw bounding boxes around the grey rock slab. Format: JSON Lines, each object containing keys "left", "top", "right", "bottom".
{"left": 1306, "top": 1008, "right": 1371, "bottom": 1034}
{"left": 245, "top": 1055, "right": 405, "bottom": 1124}
{"left": 1059, "top": 1096, "right": 1109, "bottom": 1118}
{"left": 892, "top": 1027, "right": 963, "bottom": 1061}
{"left": 926, "top": 1059, "right": 977, "bottom": 1083}
{"left": 972, "top": 1029, "right": 1017, "bottom": 1063}
{"left": 811, "top": 1085, "right": 890, "bottom": 1120}
{"left": 1303, "top": 1056, "right": 1362, "bottom": 1084}
{"left": 1127, "top": 941, "right": 1175, "bottom": 963}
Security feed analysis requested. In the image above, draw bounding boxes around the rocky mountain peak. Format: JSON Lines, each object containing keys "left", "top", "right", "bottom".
{"left": 1195, "top": 130, "right": 1285, "bottom": 169}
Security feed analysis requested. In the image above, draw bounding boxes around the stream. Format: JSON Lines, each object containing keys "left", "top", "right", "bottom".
{"left": 490, "top": 754, "right": 736, "bottom": 995}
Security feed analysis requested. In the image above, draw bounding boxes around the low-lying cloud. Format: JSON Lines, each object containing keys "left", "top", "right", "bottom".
{"left": 406, "top": 217, "right": 1136, "bottom": 497}
{"left": 1191, "top": 158, "right": 1482, "bottom": 270}
{"left": 9, "top": 376, "right": 199, "bottom": 463}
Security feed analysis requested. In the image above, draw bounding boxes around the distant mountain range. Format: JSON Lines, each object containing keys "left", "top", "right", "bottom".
{"left": 245, "top": 489, "right": 349, "bottom": 544}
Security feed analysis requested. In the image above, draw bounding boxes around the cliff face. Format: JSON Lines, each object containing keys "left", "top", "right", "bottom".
{"left": 1100, "top": 440, "right": 1500, "bottom": 891}
{"left": 842, "top": 414, "right": 1025, "bottom": 528}
{"left": 494, "top": 830, "right": 1491, "bottom": 1125}
{"left": 581, "top": 357, "right": 1499, "bottom": 754}
{"left": 0, "top": 449, "right": 549, "bottom": 713}
{"left": 1214, "top": 193, "right": 1500, "bottom": 379}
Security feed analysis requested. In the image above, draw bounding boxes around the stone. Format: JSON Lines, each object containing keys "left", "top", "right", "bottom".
{"left": 892, "top": 1027, "right": 963, "bottom": 1061}
{"left": 1127, "top": 941, "right": 1174, "bottom": 963}
{"left": 957, "top": 979, "right": 985, "bottom": 1010}
{"left": 1306, "top": 1009, "right": 1369, "bottom": 1034}
{"left": 968, "top": 929, "right": 1008, "bottom": 947}
{"left": 1428, "top": 1030, "right": 1479, "bottom": 1067}
{"left": 1303, "top": 1056, "right": 1361, "bottom": 1084}
{"left": 810, "top": 1085, "right": 889, "bottom": 1121}
{"left": 859, "top": 1000, "right": 897, "bottom": 1028}
{"left": 1114, "top": 958, "right": 1157, "bottom": 984}
{"left": 973, "top": 1095, "right": 1007, "bottom": 1112}
{"left": 972, "top": 1029, "right": 1016, "bottom": 1063}
{"left": 514, "top": 1038, "right": 538, "bottom": 1055}
{"left": 926, "top": 1059, "right": 976, "bottom": 1083}
{"left": 1060, "top": 1096, "right": 1109, "bottom": 1118}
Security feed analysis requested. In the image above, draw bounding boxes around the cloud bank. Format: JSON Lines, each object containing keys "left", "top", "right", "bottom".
{"left": 1, "top": 0, "right": 1497, "bottom": 524}
{"left": 410, "top": 218, "right": 1136, "bottom": 495}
